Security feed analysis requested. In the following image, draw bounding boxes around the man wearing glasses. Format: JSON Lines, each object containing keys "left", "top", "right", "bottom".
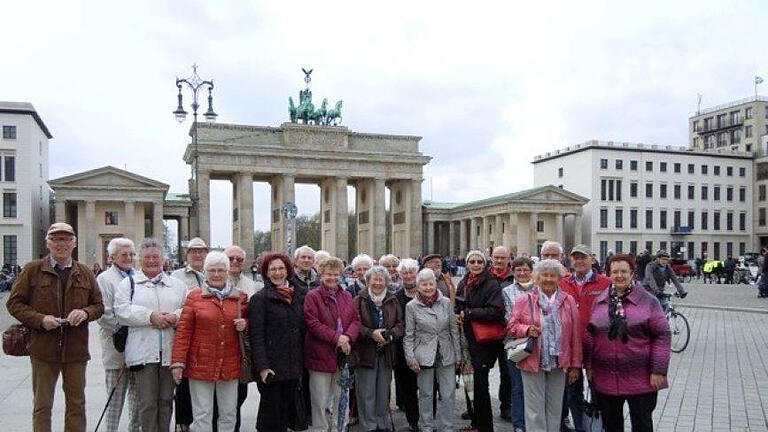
{"left": 488, "top": 246, "right": 514, "bottom": 423}
{"left": 7, "top": 222, "right": 104, "bottom": 432}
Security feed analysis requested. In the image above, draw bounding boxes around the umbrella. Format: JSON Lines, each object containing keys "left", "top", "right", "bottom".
{"left": 336, "top": 357, "right": 355, "bottom": 432}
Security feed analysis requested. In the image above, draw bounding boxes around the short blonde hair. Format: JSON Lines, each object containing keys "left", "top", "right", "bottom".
{"left": 318, "top": 257, "right": 344, "bottom": 275}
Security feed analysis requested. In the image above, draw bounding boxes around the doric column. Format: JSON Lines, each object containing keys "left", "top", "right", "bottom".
{"left": 426, "top": 219, "right": 435, "bottom": 254}
{"left": 459, "top": 219, "right": 467, "bottom": 256}
{"left": 124, "top": 200, "right": 135, "bottom": 241}
{"left": 373, "top": 178, "right": 386, "bottom": 258}
{"left": 197, "top": 170, "right": 211, "bottom": 243}
{"left": 179, "top": 215, "right": 189, "bottom": 244}
{"left": 335, "top": 177, "right": 349, "bottom": 261}
{"left": 270, "top": 174, "right": 296, "bottom": 253}
{"left": 409, "top": 179, "right": 423, "bottom": 259}
{"left": 448, "top": 221, "right": 456, "bottom": 257}
{"left": 234, "top": 173, "right": 254, "bottom": 260}
{"left": 85, "top": 200, "right": 96, "bottom": 265}
{"left": 152, "top": 201, "right": 164, "bottom": 243}
{"left": 481, "top": 216, "right": 489, "bottom": 253}
{"left": 495, "top": 214, "right": 504, "bottom": 247}
{"left": 555, "top": 213, "right": 564, "bottom": 247}
{"left": 470, "top": 218, "right": 478, "bottom": 250}
{"left": 573, "top": 213, "right": 583, "bottom": 246}
{"left": 506, "top": 213, "right": 517, "bottom": 252}
{"left": 529, "top": 212, "right": 539, "bottom": 255}
{"left": 54, "top": 200, "right": 66, "bottom": 223}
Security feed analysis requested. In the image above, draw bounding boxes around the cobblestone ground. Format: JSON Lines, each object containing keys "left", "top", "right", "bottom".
{"left": 2, "top": 282, "right": 768, "bottom": 431}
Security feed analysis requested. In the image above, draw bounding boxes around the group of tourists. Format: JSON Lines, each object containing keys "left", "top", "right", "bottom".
{"left": 7, "top": 221, "right": 675, "bottom": 432}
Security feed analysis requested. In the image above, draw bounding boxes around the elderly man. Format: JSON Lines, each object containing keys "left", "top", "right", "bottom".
{"left": 559, "top": 244, "right": 611, "bottom": 432}
{"left": 170, "top": 236, "right": 208, "bottom": 431}
{"left": 488, "top": 246, "right": 515, "bottom": 422}
{"left": 96, "top": 238, "right": 140, "bottom": 432}
{"left": 7, "top": 223, "right": 104, "bottom": 432}
{"left": 292, "top": 245, "right": 319, "bottom": 292}
{"left": 347, "top": 253, "right": 373, "bottom": 297}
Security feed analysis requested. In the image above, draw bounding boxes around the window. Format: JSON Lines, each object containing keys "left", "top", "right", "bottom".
{"left": 714, "top": 186, "right": 721, "bottom": 201}
{"left": 687, "top": 185, "right": 695, "bottom": 200}
{"left": 717, "top": 113, "right": 728, "bottom": 128}
{"left": 718, "top": 133, "right": 727, "bottom": 147}
{"left": 630, "top": 160, "right": 638, "bottom": 171}
{"left": 714, "top": 211, "right": 721, "bottom": 230}
{"left": 105, "top": 212, "right": 119, "bottom": 225}
{"left": 645, "top": 183, "right": 653, "bottom": 198}
{"left": 600, "top": 159, "right": 608, "bottom": 169}
{"left": 692, "top": 137, "right": 699, "bottom": 148}
{"left": 615, "top": 209, "right": 623, "bottom": 229}
{"left": 645, "top": 161, "right": 653, "bottom": 172}
{"left": 558, "top": 167, "right": 563, "bottom": 178}
{"left": 760, "top": 208, "right": 766, "bottom": 226}
{"left": 674, "top": 163, "right": 681, "bottom": 173}
{"left": 726, "top": 187, "right": 733, "bottom": 201}
{"left": 660, "top": 210, "right": 668, "bottom": 230}
{"left": 630, "top": 209, "right": 638, "bottom": 228}
{"left": 615, "top": 160, "right": 623, "bottom": 170}
{"left": 630, "top": 182, "right": 638, "bottom": 198}
{"left": 760, "top": 185, "right": 766, "bottom": 201}
{"left": 692, "top": 120, "right": 700, "bottom": 132}
{"left": 660, "top": 162, "right": 667, "bottom": 172}
{"left": 660, "top": 183, "right": 667, "bottom": 199}
{"left": 687, "top": 242, "right": 695, "bottom": 260}
{"left": 706, "top": 135, "right": 715, "bottom": 148}
{"left": 714, "top": 166, "right": 721, "bottom": 176}
{"left": 740, "top": 213, "right": 746, "bottom": 231}
{"left": 599, "top": 209, "right": 608, "bottom": 228}
{"left": 727, "top": 242, "right": 733, "bottom": 258}
{"left": 701, "top": 242, "right": 708, "bottom": 256}
{"left": 601, "top": 179, "right": 622, "bottom": 201}
{"left": 701, "top": 211, "right": 708, "bottom": 230}
{"left": 714, "top": 242, "right": 721, "bottom": 260}
{"left": 2, "top": 126, "right": 16, "bottom": 139}
{"left": 746, "top": 125, "right": 754, "bottom": 138}
{"left": 2, "top": 193, "right": 16, "bottom": 218}
{"left": 727, "top": 166, "right": 733, "bottom": 176}
{"left": 600, "top": 241, "right": 608, "bottom": 264}
{"left": 739, "top": 167, "right": 746, "bottom": 177}
{"left": 672, "top": 211, "right": 680, "bottom": 229}
{"left": 645, "top": 209, "right": 653, "bottom": 229}
{"left": 4, "top": 156, "right": 14, "bottom": 182}
{"left": 645, "top": 241, "right": 653, "bottom": 252}
{"left": 701, "top": 185, "right": 708, "bottom": 200}
{"left": 2, "top": 235, "right": 17, "bottom": 266}
{"left": 536, "top": 221, "right": 544, "bottom": 232}
{"left": 688, "top": 164, "right": 695, "bottom": 174}
{"left": 740, "top": 242, "right": 746, "bottom": 256}
{"left": 660, "top": 241, "right": 668, "bottom": 252}
{"left": 674, "top": 184, "right": 681, "bottom": 199}
{"left": 739, "top": 187, "right": 746, "bottom": 202}
{"left": 630, "top": 241, "right": 638, "bottom": 255}
{"left": 688, "top": 211, "right": 695, "bottom": 229}
{"left": 727, "top": 213, "right": 734, "bottom": 231}
{"left": 746, "top": 107, "right": 754, "bottom": 119}
{"left": 615, "top": 241, "right": 623, "bottom": 253}
{"left": 601, "top": 179, "right": 606, "bottom": 200}
{"left": 731, "top": 110, "right": 741, "bottom": 124}
{"left": 704, "top": 117, "right": 713, "bottom": 130}
{"left": 701, "top": 165, "right": 708, "bottom": 175}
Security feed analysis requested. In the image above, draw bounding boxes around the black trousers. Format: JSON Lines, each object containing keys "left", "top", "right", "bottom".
{"left": 597, "top": 391, "right": 657, "bottom": 432}
{"left": 561, "top": 372, "right": 585, "bottom": 430}
{"left": 394, "top": 364, "right": 419, "bottom": 427}
{"left": 212, "top": 383, "right": 248, "bottom": 431}
{"left": 255, "top": 379, "right": 301, "bottom": 432}
{"left": 175, "top": 377, "right": 193, "bottom": 426}
{"left": 472, "top": 362, "right": 494, "bottom": 432}
{"left": 496, "top": 345, "right": 511, "bottom": 412}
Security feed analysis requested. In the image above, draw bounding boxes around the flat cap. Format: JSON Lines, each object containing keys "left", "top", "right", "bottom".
{"left": 47, "top": 222, "right": 75, "bottom": 237}
{"left": 570, "top": 244, "right": 592, "bottom": 256}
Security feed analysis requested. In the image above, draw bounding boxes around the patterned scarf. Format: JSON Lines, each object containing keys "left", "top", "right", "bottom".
{"left": 538, "top": 289, "right": 563, "bottom": 371}
{"left": 608, "top": 284, "right": 633, "bottom": 343}
{"left": 418, "top": 290, "right": 439, "bottom": 307}
{"left": 206, "top": 279, "right": 233, "bottom": 301}
{"left": 369, "top": 288, "right": 386, "bottom": 307}
{"left": 465, "top": 271, "right": 482, "bottom": 298}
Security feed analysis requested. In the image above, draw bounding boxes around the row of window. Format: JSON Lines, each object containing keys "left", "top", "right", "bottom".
{"left": 597, "top": 159, "right": 746, "bottom": 177}
{"left": 601, "top": 179, "right": 747, "bottom": 202}
{"left": 599, "top": 240, "right": 746, "bottom": 263}
{"left": 599, "top": 208, "right": 747, "bottom": 231}
{"left": 1, "top": 125, "right": 16, "bottom": 140}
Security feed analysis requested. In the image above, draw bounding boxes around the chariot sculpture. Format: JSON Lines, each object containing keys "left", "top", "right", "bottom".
{"left": 289, "top": 68, "right": 343, "bottom": 126}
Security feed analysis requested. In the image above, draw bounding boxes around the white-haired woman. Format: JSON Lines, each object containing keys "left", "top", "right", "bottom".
{"left": 404, "top": 268, "right": 462, "bottom": 432}
{"left": 171, "top": 251, "right": 249, "bottom": 432}
{"left": 509, "top": 259, "right": 582, "bottom": 432}
{"left": 379, "top": 254, "right": 402, "bottom": 292}
{"left": 114, "top": 238, "right": 188, "bottom": 432}
{"left": 394, "top": 258, "right": 421, "bottom": 430}
{"left": 348, "top": 254, "right": 373, "bottom": 297}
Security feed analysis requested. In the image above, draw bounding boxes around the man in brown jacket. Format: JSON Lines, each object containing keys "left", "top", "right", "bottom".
{"left": 6, "top": 222, "right": 104, "bottom": 432}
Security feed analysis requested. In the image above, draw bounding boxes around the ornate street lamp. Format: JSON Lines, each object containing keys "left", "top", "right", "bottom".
{"left": 173, "top": 64, "right": 217, "bottom": 238}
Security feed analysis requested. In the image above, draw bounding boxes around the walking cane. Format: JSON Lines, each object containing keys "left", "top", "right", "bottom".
{"left": 93, "top": 367, "right": 127, "bottom": 432}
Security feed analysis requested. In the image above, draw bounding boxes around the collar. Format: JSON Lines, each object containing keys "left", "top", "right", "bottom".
{"left": 135, "top": 270, "right": 171, "bottom": 286}
{"left": 49, "top": 255, "right": 73, "bottom": 269}
{"left": 295, "top": 267, "right": 317, "bottom": 280}
{"left": 185, "top": 265, "right": 204, "bottom": 274}
{"left": 114, "top": 264, "right": 135, "bottom": 278}
{"left": 201, "top": 279, "right": 240, "bottom": 298}
{"left": 572, "top": 270, "right": 594, "bottom": 285}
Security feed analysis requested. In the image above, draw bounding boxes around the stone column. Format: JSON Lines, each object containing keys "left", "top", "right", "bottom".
{"left": 409, "top": 179, "right": 423, "bottom": 259}
{"left": 152, "top": 201, "right": 164, "bottom": 242}
{"left": 124, "top": 200, "right": 135, "bottom": 241}
{"left": 530, "top": 212, "right": 539, "bottom": 255}
{"left": 495, "top": 214, "right": 504, "bottom": 247}
{"left": 179, "top": 215, "right": 189, "bottom": 244}
{"left": 470, "top": 218, "right": 478, "bottom": 250}
{"left": 235, "top": 173, "right": 254, "bottom": 260}
{"left": 448, "top": 221, "right": 456, "bottom": 257}
{"left": 335, "top": 177, "right": 349, "bottom": 261}
{"left": 270, "top": 174, "right": 295, "bottom": 253}
{"left": 426, "top": 219, "right": 435, "bottom": 254}
{"left": 85, "top": 200, "right": 96, "bottom": 265}
{"left": 197, "top": 170, "right": 211, "bottom": 243}
{"left": 54, "top": 200, "right": 66, "bottom": 223}
{"left": 506, "top": 213, "right": 517, "bottom": 252}
{"left": 459, "top": 219, "right": 467, "bottom": 256}
{"left": 480, "top": 216, "right": 489, "bottom": 253}
{"left": 573, "top": 213, "right": 583, "bottom": 246}
{"left": 373, "top": 178, "right": 386, "bottom": 258}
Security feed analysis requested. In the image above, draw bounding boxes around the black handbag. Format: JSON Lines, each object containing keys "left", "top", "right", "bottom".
{"left": 112, "top": 276, "right": 134, "bottom": 353}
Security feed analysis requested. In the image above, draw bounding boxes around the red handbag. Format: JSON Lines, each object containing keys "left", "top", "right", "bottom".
{"left": 470, "top": 320, "right": 506, "bottom": 343}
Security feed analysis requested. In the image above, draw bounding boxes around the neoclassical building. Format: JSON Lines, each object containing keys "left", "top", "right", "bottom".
{"left": 423, "top": 185, "right": 589, "bottom": 257}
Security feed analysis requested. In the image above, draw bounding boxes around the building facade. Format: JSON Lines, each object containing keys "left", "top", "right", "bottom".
{"left": 533, "top": 140, "right": 754, "bottom": 263}
{"left": 0, "top": 102, "right": 52, "bottom": 266}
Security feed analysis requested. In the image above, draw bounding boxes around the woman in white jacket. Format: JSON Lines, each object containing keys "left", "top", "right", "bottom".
{"left": 115, "top": 238, "right": 188, "bottom": 432}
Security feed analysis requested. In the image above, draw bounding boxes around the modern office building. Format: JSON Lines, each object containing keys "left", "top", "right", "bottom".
{"left": 0, "top": 102, "right": 52, "bottom": 266}
{"left": 533, "top": 140, "right": 753, "bottom": 263}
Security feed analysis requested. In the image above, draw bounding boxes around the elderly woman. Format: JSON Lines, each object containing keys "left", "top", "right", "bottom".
{"left": 501, "top": 256, "right": 535, "bottom": 432}
{"left": 585, "top": 254, "right": 670, "bottom": 432}
{"left": 404, "top": 268, "right": 461, "bottom": 432}
{"left": 379, "top": 254, "right": 402, "bottom": 292}
{"left": 347, "top": 254, "right": 373, "bottom": 297}
{"left": 250, "top": 252, "right": 308, "bottom": 432}
{"left": 114, "top": 238, "right": 188, "bottom": 432}
{"left": 394, "top": 258, "right": 421, "bottom": 430}
{"left": 509, "top": 259, "right": 582, "bottom": 432}
{"left": 304, "top": 257, "right": 361, "bottom": 432}
{"left": 353, "top": 265, "right": 404, "bottom": 432}
{"left": 456, "top": 250, "right": 505, "bottom": 432}
{"left": 171, "top": 251, "right": 248, "bottom": 432}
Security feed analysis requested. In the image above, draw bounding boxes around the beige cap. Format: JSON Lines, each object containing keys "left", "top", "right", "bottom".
{"left": 187, "top": 237, "right": 208, "bottom": 250}
{"left": 570, "top": 244, "right": 592, "bottom": 257}
{"left": 47, "top": 222, "right": 75, "bottom": 237}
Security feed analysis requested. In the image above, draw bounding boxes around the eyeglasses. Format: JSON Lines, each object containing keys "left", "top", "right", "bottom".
{"left": 514, "top": 268, "right": 532, "bottom": 273}
{"left": 188, "top": 249, "right": 207, "bottom": 255}
{"left": 468, "top": 260, "right": 484, "bottom": 265}
{"left": 228, "top": 256, "right": 244, "bottom": 263}
{"left": 48, "top": 237, "right": 74, "bottom": 244}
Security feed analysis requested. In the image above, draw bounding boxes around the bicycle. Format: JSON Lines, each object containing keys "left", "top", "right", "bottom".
{"left": 659, "top": 292, "right": 690, "bottom": 353}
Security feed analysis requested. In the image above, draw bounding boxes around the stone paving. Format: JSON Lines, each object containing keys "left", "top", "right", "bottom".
{"left": 2, "top": 282, "right": 768, "bottom": 431}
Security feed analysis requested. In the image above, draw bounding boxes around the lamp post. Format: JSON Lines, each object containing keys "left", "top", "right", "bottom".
{"left": 173, "top": 64, "right": 217, "bottom": 239}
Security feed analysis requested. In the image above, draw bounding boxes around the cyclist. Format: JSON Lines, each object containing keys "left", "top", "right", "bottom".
{"left": 643, "top": 250, "right": 688, "bottom": 310}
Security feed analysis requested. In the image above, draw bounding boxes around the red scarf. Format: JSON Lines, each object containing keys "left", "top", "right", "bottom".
{"left": 275, "top": 284, "right": 295, "bottom": 304}
{"left": 489, "top": 265, "right": 510, "bottom": 281}
{"left": 419, "top": 290, "right": 439, "bottom": 307}
{"left": 465, "top": 271, "right": 482, "bottom": 298}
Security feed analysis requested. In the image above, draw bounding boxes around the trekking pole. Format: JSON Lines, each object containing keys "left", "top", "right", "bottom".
{"left": 93, "top": 367, "right": 127, "bottom": 432}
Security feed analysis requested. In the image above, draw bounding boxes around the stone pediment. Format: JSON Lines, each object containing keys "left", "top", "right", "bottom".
{"left": 48, "top": 166, "right": 169, "bottom": 191}
{"left": 512, "top": 185, "right": 588, "bottom": 204}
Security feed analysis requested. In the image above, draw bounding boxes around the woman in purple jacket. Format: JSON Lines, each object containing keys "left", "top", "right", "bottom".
{"left": 584, "top": 254, "right": 670, "bottom": 432}
{"left": 303, "top": 256, "right": 361, "bottom": 432}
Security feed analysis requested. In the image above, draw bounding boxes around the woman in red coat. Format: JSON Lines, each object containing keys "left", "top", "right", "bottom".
{"left": 171, "top": 251, "right": 248, "bottom": 432}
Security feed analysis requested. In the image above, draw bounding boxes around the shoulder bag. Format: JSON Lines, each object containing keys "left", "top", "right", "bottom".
{"left": 112, "top": 276, "right": 134, "bottom": 353}
{"left": 505, "top": 292, "right": 537, "bottom": 363}
{"left": 237, "top": 295, "right": 253, "bottom": 383}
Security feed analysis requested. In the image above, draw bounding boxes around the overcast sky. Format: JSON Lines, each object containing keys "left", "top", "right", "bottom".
{"left": 3, "top": 1, "right": 767, "bottom": 248}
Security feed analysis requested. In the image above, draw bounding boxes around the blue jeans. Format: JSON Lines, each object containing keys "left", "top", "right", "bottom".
{"left": 505, "top": 359, "right": 525, "bottom": 429}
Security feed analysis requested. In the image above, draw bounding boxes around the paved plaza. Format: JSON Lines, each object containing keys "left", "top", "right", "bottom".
{"left": 2, "top": 281, "right": 768, "bottom": 431}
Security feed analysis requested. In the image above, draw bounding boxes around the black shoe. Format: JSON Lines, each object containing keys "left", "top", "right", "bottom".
{"left": 500, "top": 407, "right": 512, "bottom": 422}
{"left": 679, "top": 291, "right": 688, "bottom": 299}
{"left": 408, "top": 424, "right": 419, "bottom": 432}
{"left": 461, "top": 410, "right": 470, "bottom": 420}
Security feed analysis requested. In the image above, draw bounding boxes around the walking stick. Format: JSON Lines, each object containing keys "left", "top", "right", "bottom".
{"left": 93, "top": 367, "right": 127, "bottom": 432}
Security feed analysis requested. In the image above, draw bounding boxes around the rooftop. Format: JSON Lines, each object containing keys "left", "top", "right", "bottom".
{"left": 166, "top": 192, "right": 192, "bottom": 202}
{"left": 423, "top": 186, "right": 557, "bottom": 211}
{"left": 0, "top": 101, "right": 53, "bottom": 139}
{"left": 532, "top": 139, "right": 753, "bottom": 163}
{"left": 691, "top": 95, "right": 768, "bottom": 118}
